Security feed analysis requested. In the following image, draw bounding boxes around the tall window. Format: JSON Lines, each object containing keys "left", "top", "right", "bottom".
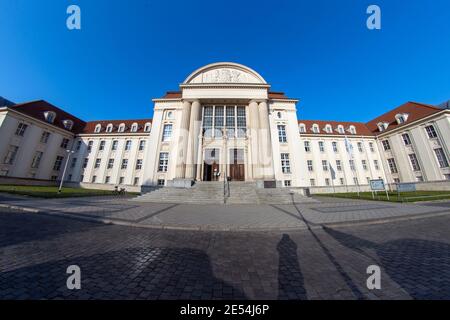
{"left": 349, "top": 160, "right": 356, "bottom": 171}
{"left": 357, "top": 142, "right": 363, "bottom": 153}
{"left": 310, "top": 179, "right": 316, "bottom": 186}
{"left": 278, "top": 125, "right": 287, "bottom": 143}
{"left": 332, "top": 142, "right": 338, "bottom": 153}
{"left": 214, "top": 106, "right": 224, "bottom": 138}
{"left": 94, "top": 159, "right": 101, "bottom": 169}
{"left": 304, "top": 141, "right": 311, "bottom": 152}
{"left": 121, "top": 159, "right": 128, "bottom": 170}
{"left": 83, "top": 158, "right": 89, "bottom": 169}
{"left": 322, "top": 160, "right": 328, "bottom": 171}
{"left": 382, "top": 140, "right": 391, "bottom": 151}
{"left": 112, "top": 140, "right": 118, "bottom": 151}
{"left": 71, "top": 157, "right": 77, "bottom": 168}
{"left": 87, "top": 141, "right": 93, "bottom": 152}
{"left": 318, "top": 141, "right": 325, "bottom": 152}
{"left": 162, "top": 124, "right": 173, "bottom": 141}
{"left": 4, "top": 145, "right": 19, "bottom": 165}
{"left": 60, "top": 138, "right": 70, "bottom": 149}
{"left": 136, "top": 159, "right": 143, "bottom": 170}
{"left": 387, "top": 158, "right": 398, "bottom": 173}
{"left": 425, "top": 125, "right": 438, "bottom": 139}
{"left": 362, "top": 160, "right": 368, "bottom": 170}
{"left": 53, "top": 156, "right": 64, "bottom": 171}
{"left": 40, "top": 131, "right": 51, "bottom": 144}
{"left": 15, "top": 123, "right": 28, "bottom": 137}
{"left": 434, "top": 148, "right": 449, "bottom": 168}
{"left": 402, "top": 133, "right": 412, "bottom": 146}
{"left": 236, "top": 107, "right": 246, "bottom": 138}
{"left": 336, "top": 160, "right": 342, "bottom": 171}
{"left": 408, "top": 154, "right": 421, "bottom": 171}
{"left": 139, "top": 140, "right": 146, "bottom": 151}
{"left": 307, "top": 160, "right": 313, "bottom": 172}
{"left": 203, "top": 106, "right": 214, "bottom": 138}
{"left": 125, "top": 140, "right": 132, "bottom": 151}
{"left": 107, "top": 159, "right": 114, "bottom": 169}
{"left": 281, "top": 153, "right": 291, "bottom": 174}
{"left": 369, "top": 142, "right": 375, "bottom": 152}
{"left": 31, "top": 152, "right": 43, "bottom": 169}
{"left": 75, "top": 140, "right": 82, "bottom": 151}
{"left": 99, "top": 140, "right": 106, "bottom": 151}
{"left": 226, "top": 106, "right": 235, "bottom": 138}
{"left": 159, "top": 152, "right": 169, "bottom": 172}
{"left": 374, "top": 160, "right": 380, "bottom": 170}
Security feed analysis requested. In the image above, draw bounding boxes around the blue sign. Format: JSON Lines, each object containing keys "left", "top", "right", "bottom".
{"left": 397, "top": 183, "right": 416, "bottom": 192}
{"left": 370, "top": 179, "right": 385, "bottom": 191}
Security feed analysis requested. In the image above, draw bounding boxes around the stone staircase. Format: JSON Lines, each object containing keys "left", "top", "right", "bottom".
{"left": 134, "top": 182, "right": 224, "bottom": 204}
{"left": 134, "top": 181, "right": 317, "bottom": 205}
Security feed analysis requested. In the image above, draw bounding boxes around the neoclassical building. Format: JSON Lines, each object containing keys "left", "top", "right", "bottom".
{"left": 0, "top": 62, "right": 449, "bottom": 193}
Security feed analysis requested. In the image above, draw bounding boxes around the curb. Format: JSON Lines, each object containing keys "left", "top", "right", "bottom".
{"left": 2, "top": 202, "right": 450, "bottom": 232}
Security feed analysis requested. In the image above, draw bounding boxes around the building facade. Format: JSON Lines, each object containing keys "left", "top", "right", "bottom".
{"left": 1, "top": 62, "right": 449, "bottom": 192}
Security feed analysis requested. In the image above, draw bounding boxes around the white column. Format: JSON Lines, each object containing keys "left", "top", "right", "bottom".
{"left": 249, "top": 100, "right": 261, "bottom": 179}
{"left": 175, "top": 101, "right": 192, "bottom": 178}
{"left": 258, "top": 101, "right": 275, "bottom": 180}
{"left": 185, "top": 100, "right": 201, "bottom": 180}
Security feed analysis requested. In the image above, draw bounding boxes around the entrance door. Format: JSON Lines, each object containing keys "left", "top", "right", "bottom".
{"left": 229, "top": 149, "right": 245, "bottom": 181}
{"left": 203, "top": 161, "right": 220, "bottom": 181}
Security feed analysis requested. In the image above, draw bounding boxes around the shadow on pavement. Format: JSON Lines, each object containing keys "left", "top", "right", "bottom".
{"left": 277, "top": 234, "right": 307, "bottom": 299}
{"left": 0, "top": 247, "right": 248, "bottom": 300}
{"left": 323, "top": 226, "right": 450, "bottom": 299}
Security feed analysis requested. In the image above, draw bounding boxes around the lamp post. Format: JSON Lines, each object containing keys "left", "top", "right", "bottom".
{"left": 58, "top": 149, "right": 75, "bottom": 194}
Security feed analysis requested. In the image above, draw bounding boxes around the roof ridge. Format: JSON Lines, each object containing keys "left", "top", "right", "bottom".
{"left": 86, "top": 118, "right": 153, "bottom": 123}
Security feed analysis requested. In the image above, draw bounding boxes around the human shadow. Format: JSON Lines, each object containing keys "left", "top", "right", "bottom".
{"left": 323, "top": 227, "right": 450, "bottom": 299}
{"left": 277, "top": 234, "right": 307, "bottom": 300}
{"left": 0, "top": 247, "right": 247, "bottom": 300}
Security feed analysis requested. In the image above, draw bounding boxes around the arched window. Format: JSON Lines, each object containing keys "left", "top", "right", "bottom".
{"left": 299, "top": 123, "right": 306, "bottom": 134}
{"left": 377, "top": 122, "right": 388, "bottom": 132}
{"left": 395, "top": 113, "right": 409, "bottom": 124}
{"left": 348, "top": 125, "right": 357, "bottom": 134}
{"left": 131, "top": 123, "right": 138, "bottom": 133}
{"left": 106, "top": 124, "right": 113, "bottom": 133}
{"left": 44, "top": 111, "right": 56, "bottom": 124}
{"left": 94, "top": 124, "right": 102, "bottom": 133}
{"left": 337, "top": 125, "right": 345, "bottom": 134}
{"left": 312, "top": 124, "right": 320, "bottom": 134}
{"left": 63, "top": 120, "right": 74, "bottom": 130}
{"left": 324, "top": 124, "right": 332, "bottom": 133}
{"left": 118, "top": 123, "right": 126, "bottom": 133}
{"left": 144, "top": 122, "right": 152, "bottom": 133}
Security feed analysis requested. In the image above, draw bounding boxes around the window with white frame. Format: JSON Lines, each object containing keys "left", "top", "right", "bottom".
{"left": 53, "top": 156, "right": 64, "bottom": 171}
{"left": 299, "top": 123, "right": 306, "bottom": 134}
{"left": 125, "top": 140, "right": 132, "bottom": 151}
{"left": 307, "top": 160, "right": 313, "bottom": 172}
{"left": 353, "top": 177, "right": 359, "bottom": 185}
{"left": 312, "top": 124, "right": 320, "bottom": 133}
{"left": 284, "top": 180, "right": 291, "bottom": 187}
{"left": 31, "top": 151, "right": 43, "bottom": 169}
{"left": 71, "top": 157, "right": 77, "bottom": 169}
{"left": 362, "top": 160, "right": 368, "bottom": 170}
{"left": 121, "top": 159, "right": 128, "bottom": 170}
{"left": 369, "top": 142, "right": 375, "bottom": 152}
{"left": 349, "top": 159, "right": 356, "bottom": 171}
{"left": 131, "top": 123, "right": 138, "bottom": 133}
{"left": 106, "top": 124, "right": 113, "bottom": 133}
{"left": 111, "top": 140, "right": 118, "bottom": 151}
{"left": 94, "top": 124, "right": 102, "bottom": 133}
{"left": 87, "top": 141, "right": 93, "bottom": 152}
{"left": 387, "top": 158, "right": 398, "bottom": 173}
{"left": 408, "top": 153, "right": 421, "bottom": 171}
{"left": 107, "top": 159, "right": 114, "bottom": 169}
{"left": 63, "top": 120, "right": 74, "bottom": 130}
{"left": 332, "top": 142, "right": 338, "bottom": 153}
{"left": 324, "top": 124, "right": 332, "bottom": 134}
{"left": 158, "top": 179, "right": 165, "bottom": 186}
{"left": 15, "top": 123, "right": 28, "bottom": 137}
{"left": 336, "top": 160, "right": 342, "bottom": 171}
{"left": 144, "top": 122, "right": 152, "bottom": 133}
{"left": 425, "top": 125, "right": 438, "bottom": 139}
{"left": 83, "top": 158, "right": 89, "bottom": 169}
{"left": 105, "top": 176, "right": 111, "bottom": 184}
{"left": 139, "top": 140, "right": 146, "bottom": 151}
{"left": 382, "top": 140, "right": 391, "bottom": 151}
{"left": 40, "top": 131, "right": 51, "bottom": 143}
{"left": 340, "top": 178, "right": 345, "bottom": 185}
{"left": 402, "top": 133, "right": 411, "bottom": 146}
{"left": 281, "top": 153, "right": 291, "bottom": 174}
{"left": 162, "top": 124, "right": 173, "bottom": 141}
{"left": 337, "top": 125, "right": 345, "bottom": 134}
{"left": 158, "top": 153, "right": 169, "bottom": 172}
{"left": 278, "top": 125, "right": 287, "bottom": 143}
{"left": 348, "top": 126, "right": 357, "bottom": 134}
{"left": 325, "top": 178, "right": 330, "bottom": 186}
{"left": 304, "top": 141, "right": 311, "bottom": 152}
{"left": 434, "top": 148, "right": 449, "bottom": 168}
{"left": 94, "top": 158, "right": 101, "bottom": 169}
{"left": 134, "top": 177, "right": 140, "bottom": 186}
{"left": 119, "top": 177, "right": 125, "bottom": 184}
{"left": 374, "top": 159, "right": 380, "bottom": 170}
{"left": 60, "top": 138, "right": 70, "bottom": 149}
{"left": 136, "top": 159, "right": 143, "bottom": 170}
{"left": 357, "top": 142, "right": 363, "bottom": 153}
{"left": 318, "top": 141, "right": 325, "bottom": 152}
{"left": 4, "top": 145, "right": 19, "bottom": 164}
{"left": 44, "top": 111, "right": 56, "bottom": 123}
{"left": 118, "top": 124, "right": 126, "bottom": 133}
{"left": 99, "top": 140, "right": 105, "bottom": 151}
{"left": 92, "top": 175, "right": 97, "bottom": 183}
{"left": 322, "top": 160, "right": 328, "bottom": 171}
{"left": 310, "top": 179, "right": 316, "bottom": 186}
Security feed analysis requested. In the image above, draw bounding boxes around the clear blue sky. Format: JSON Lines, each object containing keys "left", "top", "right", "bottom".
{"left": 1, "top": 0, "right": 449, "bottom": 122}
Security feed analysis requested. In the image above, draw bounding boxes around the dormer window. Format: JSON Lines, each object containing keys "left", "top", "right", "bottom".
{"left": 131, "top": 123, "right": 138, "bottom": 133}
{"left": 118, "top": 123, "right": 126, "bottom": 133}
{"left": 348, "top": 125, "right": 357, "bottom": 135}
{"left": 312, "top": 124, "right": 320, "bottom": 133}
{"left": 144, "top": 122, "right": 152, "bottom": 133}
{"left": 324, "top": 124, "right": 332, "bottom": 134}
{"left": 337, "top": 125, "right": 345, "bottom": 134}
{"left": 106, "top": 124, "right": 113, "bottom": 133}
{"left": 395, "top": 113, "right": 409, "bottom": 124}
{"left": 377, "top": 122, "right": 389, "bottom": 132}
{"left": 44, "top": 111, "right": 56, "bottom": 124}
{"left": 94, "top": 124, "right": 102, "bottom": 133}
{"left": 299, "top": 123, "right": 306, "bottom": 134}
{"left": 63, "top": 120, "right": 74, "bottom": 130}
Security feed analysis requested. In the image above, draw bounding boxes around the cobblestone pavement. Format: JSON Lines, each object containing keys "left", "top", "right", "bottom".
{"left": 1, "top": 207, "right": 450, "bottom": 300}
{"left": 1, "top": 194, "right": 449, "bottom": 230}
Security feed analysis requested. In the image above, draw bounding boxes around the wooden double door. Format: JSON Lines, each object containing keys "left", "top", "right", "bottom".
{"left": 229, "top": 148, "right": 245, "bottom": 181}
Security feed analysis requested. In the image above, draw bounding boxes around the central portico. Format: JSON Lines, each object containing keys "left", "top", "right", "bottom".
{"left": 142, "top": 62, "right": 302, "bottom": 188}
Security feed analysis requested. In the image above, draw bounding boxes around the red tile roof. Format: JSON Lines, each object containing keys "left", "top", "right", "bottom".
{"left": 81, "top": 119, "right": 153, "bottom": 134}
{"left": 298, "top": 120, "right": 374, "bottom": 136}
{"left": 268, "top": 92, "right": 289, "bottom": 99}
{"left": 9, "top": 100, "right": 86, "bottom": 134}
{"left": 365, "top": 102, "right": 443, "bottom": 135}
